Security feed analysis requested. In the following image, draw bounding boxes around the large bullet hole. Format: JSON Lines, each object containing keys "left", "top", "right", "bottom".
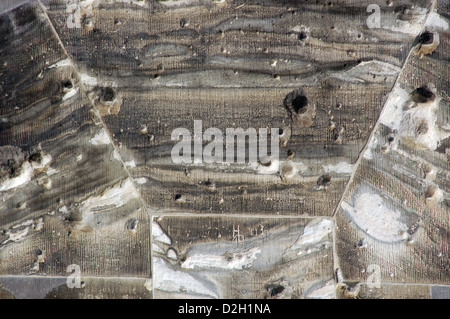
{"left": 317, "top": 174, "right": 332, "bottom": 187}
{"left": 101, "top": 87, "right": 116, "bottom": 102}
{"left": 284, "top": 89, "right": 309, "bottom": 116}
{"left": 418, "top": 31, "right": 434, "bottom": 45}
{"left": 412, "top": 85, "right": 435, "bottom": 103}
{"left": 292, "top": 95, "right": 308, "bottom": 114}
{"left": 28, "top": 151, "right": 43, "bottom": 163}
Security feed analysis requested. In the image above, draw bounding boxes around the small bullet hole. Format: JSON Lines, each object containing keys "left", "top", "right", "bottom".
{"left": 298, "top": 32, "right": 308, "bottom": 41}
{"left": 317, "top": 174, "right": 332, "bottom": 187}
{"left": 388, "top": 136, "right": 395, "bottom": 143}
{"left": 416, "top": 121, "right": 429, "bottom": 135}
{"left": 279, "top": 128, "right": 284, "bottom": 135}
{"left": 175, "top": 194, "right": 182, "bottom": 200}
{"left": 180, "top": 18, "right": 189, "bottom": 27}
{"left": 287, "top": 149, "right": 294, "bottom": 157}
{"left": 34, "top": 248, "right": 42, "bottom": 256}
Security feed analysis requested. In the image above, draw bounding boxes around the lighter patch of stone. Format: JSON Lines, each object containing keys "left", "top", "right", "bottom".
{"left": 181, "top": 247, "right": 261, "bottom": 270}
{"left": 80, "top": 178, "right": 139, "bottom": 213}
{"left": 341, "top": 192, "right": 409, "bottom": 243}
{"left": 153, "top": 257, "right": 218, "bottom": 298}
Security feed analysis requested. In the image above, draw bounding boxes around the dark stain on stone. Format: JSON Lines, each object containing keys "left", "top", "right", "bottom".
{"left": 13, "top": 5, "right": 37, "bottom": 27}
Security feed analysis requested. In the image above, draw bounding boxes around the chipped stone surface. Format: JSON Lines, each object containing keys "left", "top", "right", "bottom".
{"left": 0, "top": 0, "right": 448, "bottom": 299}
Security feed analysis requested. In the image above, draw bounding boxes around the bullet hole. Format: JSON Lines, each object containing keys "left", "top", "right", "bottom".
{"left": 125, "top": 218, "right": 139, "bottom": 232}
{"left": 279, "top": 128, "right": 284, "bottom": 135}
{"left": 416, "top": 31, "right": 439, "bottom": 57}
{"left": 101, "top": 87, "right": 116, "bottom": 102}
{"left": 180, "top": 18, "right": 189, "bottom": 28}
{"left": 154, "top": 74, "right": 160, "bottom": 79}
{"left": 388, "top": 136, "right": 395, "bottom": 143}
{"left": 317, "top": 174, "right": 332, "bottom": 187}
{"left": 416, "top": 120, "right": 429, "bottom": 135}
{"left": 418, "top": 31, "right": 434, "bottom": 45}
{"left": 292, "top": 95, "right": 308, "bottom": 114}
{"left": 61, "top": 80, "right": 73, "bottom": 92}
{"left": 287, "top": 149, "right": 294, "bottom": 157}
{"left": 332, "top": 127, "right": 345, "bottom": 144}
{"left": 266, "top": 284, "right": 285, "bottom": 297}
{"left": 336, "top": 103, "right": 342, "bottom": 109}
{"left": 355, "top": 238, "right": 367, "bottom": 249}
{"left": 34, "top": 248, "right": 43, "bottom": 256}
{"left": 284, "top": 89, "right": 314, "bottom": 126}
{"left": 285, "top": 90, "right": 309, "bottom": 115}
{"left": 114, "top": 18, "right": 122, "bottom": 26}
{"left": 204, "top": 180, "right": 216, "bottom": 192}
{"left": 412, "top": 85, "right": 436, "bottom": 103}
{"left": 175, "top": 194, "right": 186, "bottom": 203}
{"left": 28, "top": 151, "right": 43, "bottom": 163}
{"left": 298, "top": 32, "right": 308, "bottom": 41}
